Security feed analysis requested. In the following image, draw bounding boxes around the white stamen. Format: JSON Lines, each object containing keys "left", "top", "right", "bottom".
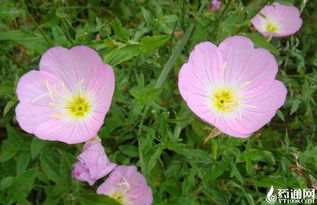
{"left": 221, "top": 62, "right": 228, "bottom": 76}
{"left": 31, "top": 92, "right": 50, "bottom": 103}
{"left": 239, "top": 81, "right": 251, "bottom": 89}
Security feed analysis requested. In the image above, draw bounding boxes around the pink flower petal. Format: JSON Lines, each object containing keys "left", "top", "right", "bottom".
{"left": 16, "top": 70, "right": 61, "bottom": 106}
{"left": 39, "top": 46, "right": 78, "bottom": 90}
{"left": 218, "top": 36, "right": 277, "bottom": 95}
{"left": 221, "top": 80, "right": 287, "bottom": 136}
{"left": 179, "top": 42, "right": 223, "bottom": 101}
{"left": 15, "top": 102, "right": 56, "bottom": 135}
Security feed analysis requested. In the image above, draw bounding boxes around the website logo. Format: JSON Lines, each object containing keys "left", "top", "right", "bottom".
{"left": 265, "top": 186, "right": 315, "bottom": 204}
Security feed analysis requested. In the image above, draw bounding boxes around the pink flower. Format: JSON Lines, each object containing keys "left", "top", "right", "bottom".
{"left": 15, "top": 46, "right": 115, "bottom": 144}
{"left": 251, "top": 2, "right": 302, "bottom": 37}
{"left": 209, "top": 0, "right": 221, "bottom": 11}
{"left": 97, "top": 166, "right": 153, "bottom": 205}
{"left": 72, "top": 137, "right": 116, "bottom": 185}
{"left": 178, "top": 36, "right": 287, "bottom": 138}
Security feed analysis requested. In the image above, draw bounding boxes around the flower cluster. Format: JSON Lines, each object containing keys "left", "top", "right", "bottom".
{"left": 72, "top": 137, "right": 153, "bottom": 204}
{"left": 178, "top": 1, "right": 302, "bottom": 138}
{"left": 15, "top": 1, "right": 302, "bottom": 204}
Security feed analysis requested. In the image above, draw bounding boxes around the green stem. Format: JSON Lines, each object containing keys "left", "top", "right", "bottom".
{"left": 266, "top": 36, "right": 273, "bottom": 42}
{"left": 155, "top": 24, "right": 195, "bottom": 88}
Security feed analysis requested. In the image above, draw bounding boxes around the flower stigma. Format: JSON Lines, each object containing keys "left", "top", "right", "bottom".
{"left": 265, "top": 22, "right": 278, "bottom": 33}
{"left": 65, "top": 94, "right": 92, "bottom": 119}
{"left": 210, "top": 86, "right": 240, "bottom": 113}
{"left": 109, "top": 192, "right": 126, "bottom": 204}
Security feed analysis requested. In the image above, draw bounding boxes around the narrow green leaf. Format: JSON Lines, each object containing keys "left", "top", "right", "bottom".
{"left": 3, "top": 100, "right": 16, "bottom": 116}
{"left": 104, "top": 45, "right": 141, "bottom": 66}
{"left": 111, "top": 18, "right": 130, "bottom": 42}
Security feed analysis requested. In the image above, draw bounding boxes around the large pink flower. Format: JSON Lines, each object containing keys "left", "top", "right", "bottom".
{"left": 72, "top": 137, "right": 116, "bottom": 185}
{"left": 178, "top": 36, "right": 287, "bottom": 138}
{"left": 97, "top": 166, "right": 153, "bottom": 205}
{"left": 251, "top": 2, "right": 302, "bottom": 37}
{"left": 15, "top": 46, "right": 115, "bottom": 144}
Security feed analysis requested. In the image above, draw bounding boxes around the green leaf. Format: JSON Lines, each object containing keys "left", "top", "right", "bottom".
{"left": 182, "top": 168, "right": 196, "bottom": 194}
{"left": 140, "top": 35, "right": 170, "bottom": 53}
{"left": 0, "top": 176, "right": 14, "bottom": 191}
{"left": 119, "top": 144, "right": 139, "bottom": 158}
{"left": 40, "top": 155, "right": 63, "bottom": 185}
{"left": 290, "top": 99, "right": 301, "bottom": 115}
{"left": 0, "top": 126, "right": 23, "bottom": 162}
{"left": 30, "top": 137, "right": 46, "bottom": 159}
{"left": 111, "top": 18, "right": 130, "bottom": 42}
{"left": 141, "top": 7, "right": 151, "bottom": 24}
{"left": 277, "top": 110, "right": 285, "bottom": 122}
{"left": 206, "top": 161, "right": 229, "bottom": 181}
{"left": 0, "top": 3, "right": 25, "bottom": 20}
{"left": 0, "top": 139, "right": 18, "bottom": 162}
{"left": 7, "top": 168, "right": 37, "bottom": 204}
{"left": 237, "top": 149, "right": 275, "bottom": 164}
{"left": 146, "top": 146, "right": 162, "bottom": 171}
{"left": 0, "top": 30, "right": 47, "bottom": 52}
{"left": 0, "top": 81, "right": 15, "bottom": 98}
{"left": 79, "top": 193, "right": 120, "bottom": 205}
{"left": 3, "top": 100, "right": 16, "bottom": 116}
{"left": 16, "top": 151, "right": 31, "bottom": 175}
{"left": 244, "top": 33, "right": 279, "bottom": 55}
{"left": 103, "top": 45, "right": 141, "bottom": 66}
{"left": 166, "top": 142, "right": 212, "bottom": 164}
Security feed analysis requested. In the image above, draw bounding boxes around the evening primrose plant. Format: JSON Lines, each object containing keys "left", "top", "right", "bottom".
{"left": 0, "top": 0, "right": 316, "bottom": 204}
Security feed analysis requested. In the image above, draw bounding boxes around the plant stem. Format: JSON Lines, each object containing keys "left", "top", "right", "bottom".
{"left": 155, "top": 24, "right": 195, "bottom": 88}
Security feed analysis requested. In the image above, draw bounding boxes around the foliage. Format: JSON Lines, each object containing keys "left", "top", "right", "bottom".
{"left": 0, "top": 0, "right": 316, "bottom": 204}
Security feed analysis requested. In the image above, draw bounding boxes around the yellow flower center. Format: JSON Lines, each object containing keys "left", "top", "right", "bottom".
{"left": 65, "top": 95, "right": 91, "bottom": 119}
{"left": 210, "top": 86, "right": 240, "bottom": 113}
{"left": 109, "top": 193, "right": 125, "bottom": 204}
{"left": 265, "top": 22, "right": 278, "bottom": 33}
